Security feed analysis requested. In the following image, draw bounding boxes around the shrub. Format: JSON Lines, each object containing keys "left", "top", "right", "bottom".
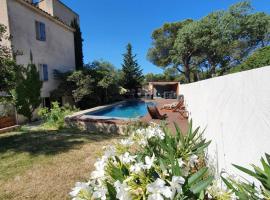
{"left": 221, "top": 153, "right": 270, "bottom": 199}
{"left": 70, "top": 121, "right": 222, "bottom": 199}
{"left": 38, "top": 102, "right": 78, "bottom": 129}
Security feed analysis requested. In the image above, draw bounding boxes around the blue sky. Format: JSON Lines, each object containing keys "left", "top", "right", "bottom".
{"left": 61, "top": 0, "right": 270, "bottom": 74}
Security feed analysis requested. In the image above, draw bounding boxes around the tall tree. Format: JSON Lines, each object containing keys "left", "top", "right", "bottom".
{"left": 14, "top": 64, "right": 42, "bottom": 122}
{"left": 121, "top": 43, "right": 143, "bottom": 92}
{"left": 71, "top": 19, "right": 84, "bottom": 70}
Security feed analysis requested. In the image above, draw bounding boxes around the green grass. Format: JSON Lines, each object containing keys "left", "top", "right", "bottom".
{"left": 0, "top": 126, "right": 121, "bottom": 199}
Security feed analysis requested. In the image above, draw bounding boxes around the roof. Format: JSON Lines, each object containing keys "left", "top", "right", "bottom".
{"left": 148, "top": 81, "right": 180, "bottom": 85}
{"left": 17, "top": 0, "right": 75, "bottom": 32}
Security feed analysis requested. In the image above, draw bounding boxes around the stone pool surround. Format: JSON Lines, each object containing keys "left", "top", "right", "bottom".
{"left": 65, "top": 100, "right": 147, "bottom": 134}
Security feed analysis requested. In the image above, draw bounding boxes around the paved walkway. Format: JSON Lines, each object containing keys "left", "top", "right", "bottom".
{"left": 142, "top": 98, "right": 188, "bottom": 134}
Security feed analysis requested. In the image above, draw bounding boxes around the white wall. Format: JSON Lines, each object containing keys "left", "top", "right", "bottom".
{"left": 180, "top": 66, "right": 270, "bottom": 176}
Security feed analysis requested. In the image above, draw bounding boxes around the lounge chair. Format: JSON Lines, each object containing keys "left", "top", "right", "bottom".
{"left": 147, "top": 106, "right": 167, "bottom": 120}
{"left": 161, "top": 99, "right": 185, "bottom": 111}
{"left": 172, "top": 99, "right": 186, "bottom": 112}
{"left": 161, "top": 101, "right": 178, "bottom": 110}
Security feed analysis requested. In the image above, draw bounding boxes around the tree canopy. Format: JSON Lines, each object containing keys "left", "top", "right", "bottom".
{"left": 148, "top": 1, "right": 270, "bottom": 83}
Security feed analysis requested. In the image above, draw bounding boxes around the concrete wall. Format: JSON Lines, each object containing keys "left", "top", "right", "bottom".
{"left": 7, "top": 0, "right": 76, "bottom": 97}
{"left": 180, "top": 66, "right": 270, "bottom": 176}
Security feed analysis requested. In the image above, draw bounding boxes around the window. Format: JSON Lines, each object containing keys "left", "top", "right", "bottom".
{"left": 35, "top": 21, "right": 46, "bottom": 41}
{"left": 39, "top": 64, "right": 48, "bottom": 81}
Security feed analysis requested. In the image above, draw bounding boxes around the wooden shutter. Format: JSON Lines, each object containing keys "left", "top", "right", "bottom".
{"left": 43, "top": 64, "right": 48, "bottom": 81}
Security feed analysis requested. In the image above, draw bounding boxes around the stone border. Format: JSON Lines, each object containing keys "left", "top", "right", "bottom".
{"left": 65, "top": 100, "right": 148, "bottom": 134}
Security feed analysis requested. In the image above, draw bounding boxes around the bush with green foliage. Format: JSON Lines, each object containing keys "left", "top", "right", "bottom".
{"left": 14, "top": 64, "right": 42, "bottom": 122}
{"left": 230, "top": 46, "right": 270, "bottom": 74}
{"left": 38, "top": 101, "right": 78, "bottom": 129}
{"left": 70, "top": 122, "right": 225, "bottom": 199}
{"left": 222, "top": 153, "right": 270, "bottom": 199}
{"left": 51, "top": 60, "right": 122, "bottom": 109}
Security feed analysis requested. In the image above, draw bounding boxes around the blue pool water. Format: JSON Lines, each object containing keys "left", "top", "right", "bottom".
{"left": 87, "top": 101, "right": 156, "bottom": 119}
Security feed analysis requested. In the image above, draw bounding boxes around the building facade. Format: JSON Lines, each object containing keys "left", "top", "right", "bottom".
{"left": 0, "top": 0, "right": 78, "bottom": 106}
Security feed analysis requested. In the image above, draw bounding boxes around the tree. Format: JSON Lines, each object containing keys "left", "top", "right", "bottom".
{"left": 172, "top": 21, "right": 202, "bottom": 82}
{"left": 148, "top": 1, "right": 270, "bottom": 82}
{"left": 71, "top": 19, "right": 84, "bottom": 70}
{"left": 230, "top": 46, "right": 270, "bottom": 73}
{"left": 14, "top": 64, "right": 42, "bottom": 122}
{"left": 51, "top": 60, "right": 121, "bottom": 109}
{"left": 121, "top": 43, "right": 143, "bottom": 92}
{"left": 0, "top": 24, "right": 22, "bottom": 101}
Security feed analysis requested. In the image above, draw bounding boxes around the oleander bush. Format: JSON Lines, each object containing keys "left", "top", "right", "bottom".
{"left": 70, "top": 121, "right": 237, "bottom": 199}
{"left": 38, "top": 101, "right": 78, "bottom": 129}
{"left": 221, "top": 153, "right": 270, "bottom": 200}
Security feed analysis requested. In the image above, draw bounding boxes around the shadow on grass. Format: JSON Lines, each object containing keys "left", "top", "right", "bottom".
{"left": 0, "top": 128, "right": 120, "bottom": 156}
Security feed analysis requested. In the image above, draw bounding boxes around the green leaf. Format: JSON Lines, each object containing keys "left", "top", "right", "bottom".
{"left": 188, "top": 167, "right": 208, "bottom": 186}
{"left": 265, "top": 153, "right": 270, "bottom": 165}
{"left": 261, "top": 157, "right": 270, "bottom": 177}
{"left": 221, "top": 176, "right": 237, "bottom": 192}
{"left": 190, "top": 176, "right": 214, "bottom": 194}
{"left": 233, "top": 164, "right": 257, "bottom": 178}
{"left": 106, "top": 181, "right": 117, "bottom": 200}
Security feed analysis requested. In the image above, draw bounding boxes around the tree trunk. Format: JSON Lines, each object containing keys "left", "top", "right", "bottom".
{"left": 183, "top": 57, "right": 191, "bottom": 83}
{"left": 208, "top": 58, "right": 216, "bottom": 78}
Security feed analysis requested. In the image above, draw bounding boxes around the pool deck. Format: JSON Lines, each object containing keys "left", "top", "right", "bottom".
{"left": 66, "top": 98, "right": 188, "bottom": 134}
{"left": 142, "top": 98, "right": 188, "bottom": 134}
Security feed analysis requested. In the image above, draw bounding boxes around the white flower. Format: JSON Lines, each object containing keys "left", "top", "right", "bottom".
{"left": 130, "top": 162, "right": 144, "bottom": 173}
{"left": 144, "top": 154, "right": 155, "bottom": 169}
{"left": 189, "top": 154, "right": 199, "bottom": 168}
{"left": 92, "top": 186, "right": 107, "bottom": 200}
{"left": 91, "top": 158, "right": 106, "bottom": 179}
{"left": 147, "top": 178, "right": 172, "bottom": 200}
{"left": 114, "top": 180, "right": 132, "bottom": 200}
{"left": 177, "top": 158, "right": 185, "bottom": 167}
{"left": 119, "top": 152, "right": 137, "bottom": 164}
{"left": 138, "top": 138, "right": 148, "bottom": 146}
{"left": 70, "top": 182, "right": 90, "bottom": 197}
{"left": 103, "top": 146, "right": 116, "bottom": 159}
{"left": 170, "top": 176, "right": 185, "bottom": 198}
{"left": 120, "top": 138, "right": 134, "bottom": 147}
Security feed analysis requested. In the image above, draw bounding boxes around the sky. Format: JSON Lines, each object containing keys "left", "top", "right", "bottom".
{"left": 61, "top": 0, "right": 270, "bottom": 74}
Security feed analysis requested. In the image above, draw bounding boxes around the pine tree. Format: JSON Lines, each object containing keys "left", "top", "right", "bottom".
{"left": 121, "top": 43, "right": 143, "bottom": 92}
{"left": 71, "top": 19, "right": 84, "bottom": 70}
{"left": 14, "top": 64, "right": 42, "bottom": 122}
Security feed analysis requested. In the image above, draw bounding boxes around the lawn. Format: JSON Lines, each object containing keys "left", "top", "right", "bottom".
{"left": 0, "top": 126, "right": 122, "bottom": 199}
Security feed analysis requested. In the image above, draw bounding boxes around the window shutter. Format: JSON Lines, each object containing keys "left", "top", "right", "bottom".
{"left": 41, "top": 23, "right": 46, "bottom": 41}
{"left": 39, "top": 64, "right": 43, "bottom": 80}
{"left": 35, "top": 21, "right": 40, "bottom": 40}
{"left": 43, "top": 64, "right": 48, "bottom": 81}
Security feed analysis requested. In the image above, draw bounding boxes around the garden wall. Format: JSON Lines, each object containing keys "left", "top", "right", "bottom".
{"left": 180, "top": 66, "right": 270, "bottom": 176}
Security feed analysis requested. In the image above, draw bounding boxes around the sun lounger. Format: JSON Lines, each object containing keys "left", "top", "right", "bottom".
{"left": 147, "top": 105, "right": 167, "bottom": 120}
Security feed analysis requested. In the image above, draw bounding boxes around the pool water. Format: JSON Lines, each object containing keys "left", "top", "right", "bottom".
{"left": 87, "top": 101, "right": 156, "bottom": 119}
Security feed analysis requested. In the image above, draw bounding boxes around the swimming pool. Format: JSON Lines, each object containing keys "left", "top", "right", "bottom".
{"left": 86, "top": 101, "right": 155, "bottom": 119}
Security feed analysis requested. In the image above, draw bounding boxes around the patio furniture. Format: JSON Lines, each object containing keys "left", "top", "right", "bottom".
{"left": 147, "top": 105, "right": 167, "bottom": 120}
{"left": 161, "top": 101, "right": 178, "bottom": 110}
{"left": 172, "top": 99, "right": 186, "bottom": 112}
